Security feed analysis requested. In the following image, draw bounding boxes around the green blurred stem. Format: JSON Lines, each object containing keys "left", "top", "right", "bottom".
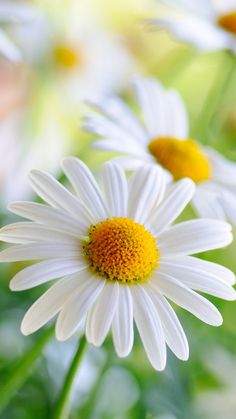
{"left": 0, "top": 326, "right": 54, "bottom": 413}
{"left": 53, "top": 335, "right": 88, "bottom": 419}
{"left": 196, "top": 51, "right": 236, "bottom": 142}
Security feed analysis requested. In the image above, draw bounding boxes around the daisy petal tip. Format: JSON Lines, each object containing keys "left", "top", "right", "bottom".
{"left": 227, "top": 288, "right": 236, "bottom": 301}
{"left": 9, "top": 280, "right": 18, "bottom": 291}
{"left": 181, "top": 353, "right": 189, "bottom": 362}
{"left": 20, "top": 323, "right": 32, "bottom": 336}
{"left": 212, "top": 314, "right": 223, "bottom": 327}
{"left": 61, "top": 156, "right": 77, "bottom": 169}
{"left": 154, "top": 361, "right": 166, "bottom": 372}
{"left": 55, "top": 329, "right": 68, "bottom": 342}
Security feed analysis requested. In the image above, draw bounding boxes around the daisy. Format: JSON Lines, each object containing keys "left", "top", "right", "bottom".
{"left": 83, "top": 76, "right": 236, "bottom": 224}
{"left": 0, "top": 158, "right": 235, "bottom": 371}
{"left": 148, "top": 0, "right": 236, "bottom": 53}
{"left": 13, "top": 0, "right": 135, "bottom": 104}
{"left": 0, "top": 1, "right": 37, "bottom": 61}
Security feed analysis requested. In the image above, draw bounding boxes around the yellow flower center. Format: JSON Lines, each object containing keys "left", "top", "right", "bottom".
{"left": 84, "top": 217, "right": 159, "bottom": 284}
{"left": 54, "top": 44, "right": 82, "bottom": 69}
{"left": 148, "top": 137, "right": 211, "bottom": 182}
{"left": 218, "top": 11, "right": 236, "bottom": 35}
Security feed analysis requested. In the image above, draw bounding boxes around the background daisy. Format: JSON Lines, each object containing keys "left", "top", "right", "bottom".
{"left": 84, "top": 76, "right": 236, "bottom": 223}
{"left": 0, "top": 158, "right": 234, "bottom": 371}
{"left": 148, "top": 0, "right": 236, "bottom": 53}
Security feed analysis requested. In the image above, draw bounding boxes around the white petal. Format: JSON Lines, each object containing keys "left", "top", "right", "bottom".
{"left": 161, "top": 255, "right": 235, "bottom": 285}
{"left": 131, "top": 285, "right": 166, "bottom": 371}
{"left": 83, "top": 112, "right": 141, "bottom": 145}
{"left": 192, "top": 186, "right": 226, "bottom": 220}
{"left": 151, "top": 272, "right": 223, "bottom": 326}
{"left": 92, "top": 138, "right": 148, "bottom": 157}
{"left": 146, "top": 287, "right": 189, "bottom": 360}
{"left": 112, "top": 286, "right": 134, "bottom": 357}
{"left": 158, "top": 219, "right": 232, "bottom": 256}
{"left": 206, "top": 147, "right": 236, "bottom": 187}
{"left": 21, "top": 274, "right": 86, "bottom": 335}
{"left": 0, "top": 28, "right": 21, "bottom": 62}
{"left": 0, "top": 241, "right": 79, "bottom": 262}
{"left": 151, "top": 15, "right": 230, "bottom": 52}
{"left": 159, "top": 260, "right": 236, "bottom": 300}
{"left": 29, "top": 170, "right": 93, "bottom": 224}
{"left": 86, "top": 96, "right": 148, "bottom": 144}
{"left": 62, "top": 157, "right": 108, "bottom": 220}
{"left": 0, "top": 222, "right": 75, "bottom": 244}
{"left": 111, "top": 156, "right": 154, "bottom": 170}
{"left": 134, "top": 77, "right": 167, "bottom": 138}
{"left": 219, "top": 190, "right": 236, "bottom": 226}
{"left": 86, "top": 281, "right": 119, "bottom": 346}
{"left": 102, "top": 162, "right": 128, "bottom": 217}
{"left": 10, "top": 258, "right": 87, "bottom": 291}
{"left": 56, "top": 275, "right": 105, "bottom": 341}
{"left": 147, "top": 178, "right": 195, "bottom": 234}
{"left": 8, "top": 202, "right": 85, "bottom": 237}
{"left": 165, "top": 89, "right": 189, "bottom": 138}
{"left": 128, "top": 165, "right": 166, "bottom": 224}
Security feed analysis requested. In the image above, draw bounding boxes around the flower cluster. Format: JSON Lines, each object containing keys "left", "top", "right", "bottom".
{"left": 0, "top": 0, "right": 236, "bottom": 376}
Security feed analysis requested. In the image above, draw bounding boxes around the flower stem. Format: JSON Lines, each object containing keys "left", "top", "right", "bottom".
{"left": 53, "top": 335, "right": 88, "bottom": 419}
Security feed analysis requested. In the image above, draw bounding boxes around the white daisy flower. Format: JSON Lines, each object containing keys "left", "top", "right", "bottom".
{"left": 0, "top": 158, "right": 235, "bottom": 371}
{"left": 148, "top": 0, "right": 236, "bottom": 53}
{"left": 13, "top": 1, "right": 136, "bottom": 103}
{"left": 0, "top": 1, "right": 37, "bottom": 61}
{"left": 84, "top": 76, "right": 236, "bottom": 224}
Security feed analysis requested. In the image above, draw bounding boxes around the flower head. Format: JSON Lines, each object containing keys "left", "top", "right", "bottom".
{"left": 84, "top": 76, "right": 236, "bottom": 225}
{"left": 0, "top": 158, "right": 234, "bottom": 370}
{"left": 148, "top": 0, "right": 236, "bottom": 53}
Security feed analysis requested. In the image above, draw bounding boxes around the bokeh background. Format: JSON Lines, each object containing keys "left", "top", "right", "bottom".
{"left": 0, "top": 0, "right": 236, "bottom": 418}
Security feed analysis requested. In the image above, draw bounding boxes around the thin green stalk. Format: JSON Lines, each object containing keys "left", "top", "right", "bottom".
{"left": 194, "top": 52, "right": 235, "bottom": 142}
{"left": 0, "top": 326, "right": 54, "bottom": 413}
{"left": 53, "top": 335, "right": 88, "bottom": 419}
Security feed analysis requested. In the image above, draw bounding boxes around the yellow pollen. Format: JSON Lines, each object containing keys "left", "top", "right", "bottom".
{"left": 148, "top": 137, "right": 211, "bottom": 182}
{"left": 54, "top": 44, "right": 81, "bottom": 69}
{"left": 218, "top": 11, "right": 236, "bottom": 35}
{"left": 83, "top": 217, "right": 159, "bottom": 284}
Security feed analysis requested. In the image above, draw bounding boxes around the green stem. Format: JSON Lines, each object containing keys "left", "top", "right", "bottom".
{"left": 53, "top": 335, "right": 88, "bottom": 419}
{"left": 0, "top": 326, "right": 54, "bottom": 413}
{"left": 194, "top": 52, "right": 235, "bottom": 142}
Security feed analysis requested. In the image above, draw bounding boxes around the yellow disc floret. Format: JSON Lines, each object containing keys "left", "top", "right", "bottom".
{"left": 54, "top": 44, "right": 81, "bottom": 69}
{"left": 218, "top": 11, "right": 236, "bottom": 35}
{"left": 84, "top": 217, "right": 159, "bottom": 284}
{"left": 148, "top": 137, "right": 211, "bottom": 182}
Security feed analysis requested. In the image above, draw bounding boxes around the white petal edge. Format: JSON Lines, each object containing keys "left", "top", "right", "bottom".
{"left": 131, "top": 285, "right": 167, "bottom": 371}
{"left": 56, "top": 275, "right": 105, "bottom": 341}
{"left": 158, "top": 219, "right": 232, "bottom": 256}
{"left": 86, "top": 281, "right": 119, "bottom": 346}
{"left": 145, "top": 286, "right": 189, "bottom": 360}
{"left": 20, "top": 273, "right": 87, "bottom": 335}
{"left": 102, "top": 162, "right": 128, "bottom": 217}
{"left": 10, "top": 258, "right": 87, "bottom": 291}
{"left": 151, "top": 272, "right": 223, "bottom": 326}
{"left": 112, "top": 285, "right": 134, "bottom": 357}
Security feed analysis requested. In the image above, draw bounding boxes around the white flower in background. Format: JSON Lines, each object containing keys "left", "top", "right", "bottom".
{"left": 0, "top": 158, "right": 234, "bottom": 371}
{"left": 148, "top": 0, "right": 236, "bottom": 53}
{"left": 0, "top": 1, "right": 37, "bottom": 61}
{"left": 12, "top": 0, "right": 135, "bottom": 103}
{"left": 84, "top": 76, "right": 236, "bottom": 224}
